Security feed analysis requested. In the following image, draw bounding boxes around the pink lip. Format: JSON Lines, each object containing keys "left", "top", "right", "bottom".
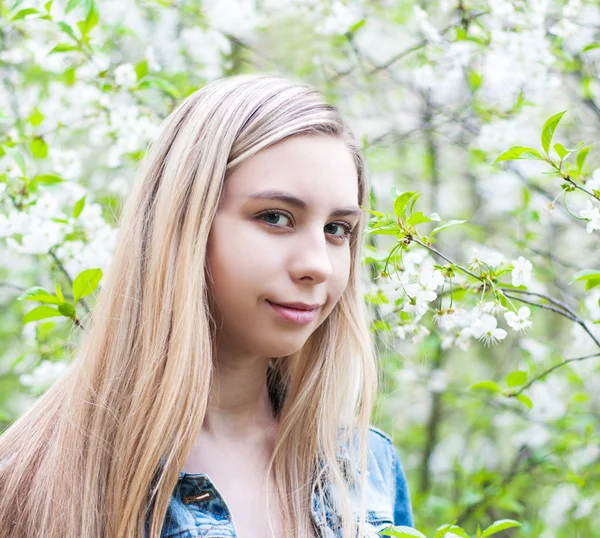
{"left": 267, "top": 301, "right": 319, "bottom": 325}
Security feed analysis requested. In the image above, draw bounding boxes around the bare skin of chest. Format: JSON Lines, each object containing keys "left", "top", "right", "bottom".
{"left": 182, "top": 432, "right": 286, "bottom": 538}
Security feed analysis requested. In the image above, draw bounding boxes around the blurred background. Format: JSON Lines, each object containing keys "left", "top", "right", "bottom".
{"left": 1, "top": 1, "right": 599, "bottom": 536}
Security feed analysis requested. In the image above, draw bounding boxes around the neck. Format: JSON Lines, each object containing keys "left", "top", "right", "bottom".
{"left": 203, "top": 350, "right": 277, "bottom": 441}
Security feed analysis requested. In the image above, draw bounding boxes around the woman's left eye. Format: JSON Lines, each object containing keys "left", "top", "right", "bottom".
{"left": 324, "top": 222, "right": 354, "bottom": 241}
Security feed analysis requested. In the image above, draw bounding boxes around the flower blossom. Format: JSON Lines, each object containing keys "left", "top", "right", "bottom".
{"left": 511, "top": 256, "right": 533, "bottom": 287}
{"left": 472, "top": 314, "right": 507, "bottom": 346}
{"left": 504, "top": 306, "right": 533, "bottom": 332}
{"left": 579, "top": 200, "right": 600, "bottom": 234}
{"left": 400, "top": 267, "right": 444, "bottom": 318}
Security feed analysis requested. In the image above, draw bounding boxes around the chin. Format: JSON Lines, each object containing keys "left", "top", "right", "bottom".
{"left": 260, "top": 338, "right": 308, "bottom": 359}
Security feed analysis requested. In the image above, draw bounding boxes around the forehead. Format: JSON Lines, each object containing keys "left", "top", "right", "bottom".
{"left": 223, "top": 135, "right": 359, "bottom": 206}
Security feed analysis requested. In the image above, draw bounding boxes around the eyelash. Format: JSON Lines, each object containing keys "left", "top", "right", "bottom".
{"left": 256, "top": 209, "right": 355, "bottom": 242}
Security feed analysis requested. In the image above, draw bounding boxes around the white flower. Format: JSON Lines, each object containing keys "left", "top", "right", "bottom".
{"left": 114, "top": 63, "right": 137, "bottom": 88}
{"left": 413, "top": 5, "right": 442, "bottom": 43}
{"left": 402, "top": 267, "right": 445, "bottom": 303}
{"left": 145, "top": 45, "right": 161, "bottom": 72}
{"left": 441, "top": 324, "right": 475, "bottom": 351}
{"left": 472, "top": 314, "right": 507, "bottom": 346}
{"left": 402, "top": 297, "right": 429, "bottom": 317}
{"left": 433, "top": 308, "right": 458, "bottom": 331}
{"left": 19, "top": 360, "right": 70, "bottom": 391}
{"left": 585, "top": 168, "right": 600, "bottom": 193}
{"left": 6, "top": 220, "right": 67, "bottom": 254}
{"left": 475, "top": 300, "right": 507, "bottom": 316}
{"left": 468, "top": 247, "right": 482, "bottom": 270}
{"left": 511, "top": 256, "right": 533, "bottom": 287}
{"left": 316, "top": 0, "right": 363, "bottom": 36}
{"left": 467, "top": 244, "right": 506, "bottom": 267}
{"left": 504, "top": 306, "right": 533, "bottom": 332}
{"left": 394, "top": 323, "right": 430, "bottom": 343}
{"left": 579, "top": 200, "right": 600, "bottom": 234}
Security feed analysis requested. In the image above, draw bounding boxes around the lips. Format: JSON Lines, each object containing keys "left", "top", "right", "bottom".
{"left": 267, "top": 301, "right": 320, "bottom": 324}
{"left": 269, "top": 301, "right": 321, "bottom": 311}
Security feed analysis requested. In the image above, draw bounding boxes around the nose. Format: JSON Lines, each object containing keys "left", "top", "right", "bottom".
{"left": 289, "top": 226, "right": 334, "bottom": 284}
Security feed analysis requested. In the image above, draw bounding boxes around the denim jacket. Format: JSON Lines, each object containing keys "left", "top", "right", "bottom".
{"left": 154, "top": 426, "right": 413, "bottom": 537}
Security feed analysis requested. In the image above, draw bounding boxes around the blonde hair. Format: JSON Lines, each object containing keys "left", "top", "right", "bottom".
{"left": 0, "top": 73, "right": 377, "bottom": 538}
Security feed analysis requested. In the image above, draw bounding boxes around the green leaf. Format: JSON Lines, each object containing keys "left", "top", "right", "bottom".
{"left": 9, "top": 0, "right": 27, "bottom": 13}
{"left": 49, "top": 43, "right": 80, "bottom": 54}
{"left": 470, "top": 380, "right": 501, "bottom": 393}
{"left": 553, "top": 143, "right": 569, "bottom": 159}
{"left": 434, "top": 525, "right": 470, "bottom": 538}
{"left": 10, "top": 7, "right": 40, "bottom": 20}
{"left": 568, "top": 269, "right": 600, "bottom": 290}
{"left": 30, "top": 137, "right": 48, "bottom": 159}
{"left": 467, "top": 70, "right": 482, "bottom": 92}
{"left": 65, "top": 0, "right": 84, "bottom": 13}
{"left": 506, "top": 370, "right": 528, "bottom": 387}
{"left": 362, "top": 208, "right": 385, "bottom": 217}
{"left": 17, "top": 286, "right": 62, "bottom": 305}
{"left": 517, "top": 394, "right": 533, "bottom": 409}
{"left": 576, "top": 146, "right": 591, "bottom": 171}
{"left": 348, "top": 18, "right": 366, "bottom": 34}
{"left": 58, "top": 302, "right": 76, "bottom": 318}
{"left": 73, "top": 195, "right": 86, "bottom": 218}
{"left": 493, "top": 146, "right": 545, "bottom": 163}
{"left": 3, "top": 146, "right": 26, "bottom": 175}
{"left": 55, "top": 282, "right": 64, "bottom": 302}
{"left": 393, "top": 192, "right": 417, "bottom": 219}
{"left": 135, "top": 59, "right": 149, "bottom": 81}
{"left": 380, "top": 526, "right": 427, "bottom": 538}
{"left": 408, "top": 212, "right": 433, "bottom": 226}
{"left": 22, "top": 305, "right": 62, "bottom": 325}
{"left": 136, "top": 76, "right": 180, "bottom": 99}
{"left": 28, "top": 107, "right": 44, "bottom": 127}
{"left": 72, "top": 268, "right": 103, "bottom": 302}
{"left": 30, "top": 174, "right": 64, "bottom": 190}
{"left": 582, "top": 43, "right": 600, "bottom": 52}
{"left": 541, "top": 111, "right": 567, "bottom": 154}
{"left": 365, "top": 227, "right": 400, "bottom": 236}
{"left": 431, "top": 220, "right": 467, "bottom": 236}
{"left": 57, "top": 21, "right": 78, "bottom": 42}
{"left": 481, "top": 519, "right": 522, "bottom": 538}
{"left": 408, "top": 192, "right": 422, "bottom": 215}
{"left": 77, "top": 4, "right": 99, "bottom": 36}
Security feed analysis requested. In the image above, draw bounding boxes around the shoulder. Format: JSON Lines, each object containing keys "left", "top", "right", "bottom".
{"left": 368, "top": 425, "right": 393, "bottom": 445}
{"left": 365, "top": 425, "right": 414, "bottom": 527}
{"left": 366, "top": 425, "right": 396, "bottom": 466}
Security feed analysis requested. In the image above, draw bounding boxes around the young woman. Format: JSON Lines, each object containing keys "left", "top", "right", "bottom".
{"left": 0, "top": 73, "right": 413, "bottom": 538}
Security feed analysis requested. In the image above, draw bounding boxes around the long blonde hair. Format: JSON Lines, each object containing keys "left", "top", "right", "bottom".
{"left": 0, "top": 73, "right": 377, "bottom": 538}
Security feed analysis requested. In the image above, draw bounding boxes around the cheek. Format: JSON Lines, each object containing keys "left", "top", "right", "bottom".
{"left": 322, "top": 253, "right": 352, "bottom": 316}
{"left": 206, "top": 217, "right": 271, "bottom": 311}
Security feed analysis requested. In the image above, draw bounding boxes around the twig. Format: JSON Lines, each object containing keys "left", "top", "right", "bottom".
{"left": 498, "top": 288, "right": 579, "bottom": 320}
{"left": 48, "top": 249, "right": 91, "bottom": 315}
{"left": 511, "top": 353, "right": 600, "bottom": 396}
{"left": 409, "top": 237, "right": 482, "bottom": 281}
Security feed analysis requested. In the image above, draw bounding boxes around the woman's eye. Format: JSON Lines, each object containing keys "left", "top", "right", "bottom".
{"left": 325, "top": 222, "right": 353, "bottom": 240}
{"left": 260, "top": 211, "right": 292, "bottom": 227}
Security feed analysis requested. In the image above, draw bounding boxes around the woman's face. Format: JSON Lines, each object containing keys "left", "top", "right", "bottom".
{"left": 206, "top": 134, "right": 361, "bottom": 359}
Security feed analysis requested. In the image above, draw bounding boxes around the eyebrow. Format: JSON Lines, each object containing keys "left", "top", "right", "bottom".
{"left": 247, "top": 189, "right": 362, "bottom": 218}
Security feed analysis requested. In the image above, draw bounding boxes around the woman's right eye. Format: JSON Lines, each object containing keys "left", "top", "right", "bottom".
{"left": 258, "top": 210, "right": 292, "bottom": 227}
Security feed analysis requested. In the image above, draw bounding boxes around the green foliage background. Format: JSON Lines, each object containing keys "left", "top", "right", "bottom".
{"left": 1, "top": 1, "right": 600, "bottom": 537}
